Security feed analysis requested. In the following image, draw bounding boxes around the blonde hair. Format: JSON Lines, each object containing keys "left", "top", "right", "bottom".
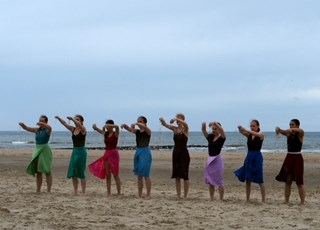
{"left": 176, "top": 113, "right": 185, "bottom": 120}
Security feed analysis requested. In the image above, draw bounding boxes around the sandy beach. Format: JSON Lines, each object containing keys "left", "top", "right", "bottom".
{"left": 0, "top": 148, "right": 320, "bottom": 229}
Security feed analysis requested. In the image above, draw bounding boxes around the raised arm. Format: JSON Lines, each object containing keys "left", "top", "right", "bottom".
{"left": 210, "top": 122, "right": 226, "bottom": 139}
{"left": 92, "top": 124, "right": 105, "bottom": 135}
{"left": 55, "top": 116, "right": 74, "bottom": 132}
{"left": 172, "top": 117, "right": 189, "bottom": 135}
{"left": 18, "top": 122, "right": 38, "bottom": 133}
{"left": 276, "top": 126, "right": 304, "bottom": 141}
{"left": 239, "top": 125, "right": 263, "bottom": 140}
{"left": 37, "top": 121, "right": 52, "bottom": 135}
{"left": 275, "top": 127, "right": 291, "bottom": 137}
{"left": 121, "top": 123, "right": 135, "bottom": 134}
{"left": 67, "top": 116, "right": 86, "bottom": 134}
{"left": 159, "top": 117, "right": 175, "bottom": 131}
{"left": 201, "top": 122, "right": 209, "bottom": 138}
{"left": 104, "top": 124, "right": 120, "bottom": 137}
{"left": 135, "top": 122, "right": 151, "bottom": 135}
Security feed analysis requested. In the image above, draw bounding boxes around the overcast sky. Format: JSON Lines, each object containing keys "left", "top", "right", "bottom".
{"left": 1, "top": 0, "right": 320, "bottom": 131}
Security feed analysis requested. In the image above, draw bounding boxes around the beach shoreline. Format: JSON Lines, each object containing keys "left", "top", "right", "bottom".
{"left": 1, "top": 148, "right": 320, "bottom": 229}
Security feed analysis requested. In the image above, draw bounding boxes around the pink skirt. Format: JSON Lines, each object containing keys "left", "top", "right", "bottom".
{"left": 204, "top": 154, "right": 224, "bottom": 186}
{"left": 88, "top": 149, "right": 120, "bottom": 179}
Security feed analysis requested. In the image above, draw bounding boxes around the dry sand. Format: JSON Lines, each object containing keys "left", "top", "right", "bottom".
{"left": 1, "top": 148, "right": 320, "bottom": 229}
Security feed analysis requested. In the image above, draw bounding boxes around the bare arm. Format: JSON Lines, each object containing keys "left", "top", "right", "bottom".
{"left": 67, "top": 116, "right": 86, "bottom": 134}
{"left": 55, "top": 116, "right": 74, "bottom": 132}
{"left": 18, "top": 122, "right": 38, "bottom": 133}
{"left": 92, "top": 124, "right": 105, "bottom": 135}
{"left": 172, "top": 118, "right": 189, "bottom": 136}
{"left": 238, "top": 125, "right": 250, "bottom": 137}
{"left": 275, "top": 127, "right": 291, "bottom": 137}
{"left": 135, "top": 122, "right": 151, "bottom": 135}
{"left": 201, "top": 122, "right": 209, "bottom": 138}
{"left": 210, "top": 122, "right": 226, "bottom": 139}
{"left": 37, "top": 122, "right": 52, "bottom": 135}
{"left": 159, "top": 117, "right": 175, "bottom": 131}
{"left": 121, "top": 123, "right": 135, "bottom": 134}
{"left": 103, "top": 124, "right": 120, "bottom": 137}
{"left": 276, "top": 127, "right": 304, "bottom": 141}
{"left": 239, "top": 125, "right": 263, "bottom": 140}
{"left": 293, "top": 128, "right": 304, "bottom": 142}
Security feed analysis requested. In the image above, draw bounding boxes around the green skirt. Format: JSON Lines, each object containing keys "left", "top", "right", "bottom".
{"left": 67, "top": 147, "right": 87, "bottom": 179}
{"left": 26, "top": 144, "right": 52, "bottom": 176}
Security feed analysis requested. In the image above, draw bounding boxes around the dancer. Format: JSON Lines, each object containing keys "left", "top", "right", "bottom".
{"left": 19, "top": 115, "right": 53, "bottom": 193}
{"left": 202, "top": 121, "right": 226, "bottom": 201}
{"left": 234, "top": 120, "right": 266, "bottom": 203}
{"left": 55, "top": 115, "right": 87, "bottom": 195}
{"left": 159, "top": 113, "right": 190, "bottom": 199}
{"left": 89, "top": 120, "right": 121, "bottom": 196}
{"left": 121, "top": 116, "right": 152, "bottom": 198}
{"left": 275, "top": 119, "right": 305, "bottom": 205}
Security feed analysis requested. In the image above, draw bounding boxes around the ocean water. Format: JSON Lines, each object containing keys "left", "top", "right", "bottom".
{"left": 1, "top": 131, "right": 319, "bottom": 153}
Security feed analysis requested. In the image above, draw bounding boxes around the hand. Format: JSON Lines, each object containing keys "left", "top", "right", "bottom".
{"left": 159, "top": 117, "right": 165, "bottom": 124}
{"left": 120, "top": 124, "right": 125, "bottom": 129}
{"left": 275, "top": 127, "right": 280, "bottom": 135}
{"left": 92, "top": 124, "right": 97, "bottom": 130}
{"left": 238, "top": 125, "right": 245, "bottom": 132}
{"left": 67, "top": 116, "right": 73, "bottom": 120}
{"left": 18, "top": 122, "right": 25, "bottom": 127}
{"left": 170, "top": 118, "right": 175, "bottom": 124}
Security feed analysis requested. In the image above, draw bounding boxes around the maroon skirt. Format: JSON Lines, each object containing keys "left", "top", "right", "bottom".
{"left": 275, "top": 153, "right": 304, "bottom": 185}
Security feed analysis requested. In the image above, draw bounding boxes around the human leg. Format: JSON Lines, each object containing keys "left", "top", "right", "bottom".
{"left": 137, "top": 175, "right": 143, "bottom": 197}
{"left": 259, "top": 183, "right": 266, "bottom": 203}
{"left": 72, "top": 177, "right": 78, "bottom": 195}
{"left": 285, "top": 175, "right": 293, "bottom": 203}
{"left": 145, "top": 177, "right": 151, "bottom": 197}
{"left": 175, "top": 178, "right": 181, "bottom": 198}
{"left": 297, "top": 184, "right": 305, "bottom": 205}
{"left": 36, "top": 172, "right": 42, "bottom": 193}
{"left": 80, "top": 179, "right": 86, "bottom": 194}
{"left": 183, "top": 179, "right": 189, "bottom": 198}
{"left": 218, "top": 186, "right": 224, "bottom": 201}
{"left": 246, "top": 181, "right": 251, "bottom": 201}
{"left": 113, "top": 174, "right": 121, "bottom": 195}
{"left": 45, "top": 173, "right": 52, "bottom": 192}
{"left": 209, "top": 185, "right": 215, "bottom": 201}
{"left": 105, "top": 161, "right": 111, "bottom": 196}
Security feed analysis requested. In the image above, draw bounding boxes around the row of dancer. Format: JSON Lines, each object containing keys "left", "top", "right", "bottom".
{"left": 18, "top": 114, "right": 305, "bottom": 204}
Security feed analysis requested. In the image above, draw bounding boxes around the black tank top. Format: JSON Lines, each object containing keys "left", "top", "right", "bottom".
{"left": 287, "top": 132, "right": 302, "bottom": 152}
{"left": 247, "top": 134, "right": 263, "bottom": 151}
{"left": 207, "top": 134, "right": 225, "bottom": 156}
{"left": 72, "top": 130, "right": 86, "bottom": 147}
{"left": 136, "top": 130, "right": 150, "bottom": 147}
{"left": 173, "top": 132, "right": 188, "bottom": 149}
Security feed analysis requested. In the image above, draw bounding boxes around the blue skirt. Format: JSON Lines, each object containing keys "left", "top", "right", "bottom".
{"left": 133, "top": 147, "right": 152, "bottom": 177}
{"left": 234, "top": 150, "right": 264, "bottom": 184}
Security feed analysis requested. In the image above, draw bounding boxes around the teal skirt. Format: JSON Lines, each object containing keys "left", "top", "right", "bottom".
{"left": 26, "top": 144, "right": 52, "bottom": 176}
{"left": 67, "top": 147, "right": 87, "bottom": 179}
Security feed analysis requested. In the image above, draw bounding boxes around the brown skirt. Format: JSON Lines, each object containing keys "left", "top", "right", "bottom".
{"left": 275, "top": 153, "right": 304, "bottom": 185}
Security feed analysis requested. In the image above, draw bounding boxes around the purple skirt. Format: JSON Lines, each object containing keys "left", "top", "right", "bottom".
{"left": 204, "top": 154, "right": 224, "bottom": 186}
